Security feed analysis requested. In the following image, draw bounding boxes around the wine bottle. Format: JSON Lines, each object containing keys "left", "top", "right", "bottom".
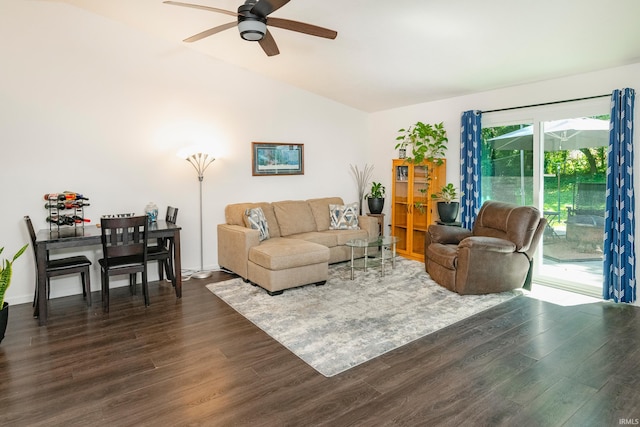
{"left": 44, "top": 193, "right": 65, "bottom": 201}
{"left": 71, "top": 216, "right": 91, "bottom": 223}
{"left": 45, "top": 202, "right": 65, "bottom": 209}
{"left": 44, "top": 201, "right": 91, "bottom": 210}
{"left": 46, "top": 216, "right": 75, "bottom": 226}
{"left": 62, "top": 192, "right": 89, "bottom": 201}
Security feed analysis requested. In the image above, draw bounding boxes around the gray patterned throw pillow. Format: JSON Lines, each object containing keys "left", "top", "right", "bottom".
{"left": 245, "top": 207, "right": 270, "bottom": 241}
{"left": 329, "top": 202, "right": 359, "bottom": 230}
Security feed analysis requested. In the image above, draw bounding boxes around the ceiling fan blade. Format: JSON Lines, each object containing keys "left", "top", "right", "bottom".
{"left": 251, "top": 0, "right": 290, "bottom": 18}
{"left": 163, "top": 1, "right": 237, "bottom": 17}
{"left": 267, "top": 17, "right": 337, "bottom": 39}
{"left": 258, "top": 29, "right": 280, "bottom": 56}
{"left": 183, "top": 21, "right": 237, "bottom": 42}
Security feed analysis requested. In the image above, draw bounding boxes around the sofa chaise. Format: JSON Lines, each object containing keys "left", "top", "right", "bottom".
{"left": 217, "top": 197, "right": 378, "bottom": 295}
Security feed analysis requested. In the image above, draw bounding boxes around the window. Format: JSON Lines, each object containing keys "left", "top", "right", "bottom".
{"left": 481, "top": 98, "right": 609, "bottom": 297}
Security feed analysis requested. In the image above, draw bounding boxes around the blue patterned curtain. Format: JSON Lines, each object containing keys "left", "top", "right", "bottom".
{"left": 603, "top": 88, "right": 636, "bottom": 303}
{"left": 460, "top": 110, "right": 482, "bottom": 229}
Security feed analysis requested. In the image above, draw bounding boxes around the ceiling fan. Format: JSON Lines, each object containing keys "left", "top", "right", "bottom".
{"left": 163, "top": 0, "right": 337, "bottom": 56}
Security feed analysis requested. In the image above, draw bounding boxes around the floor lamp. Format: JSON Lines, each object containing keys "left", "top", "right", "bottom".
{"left": 179, "top": 150, "right": 215, "bottom": 279}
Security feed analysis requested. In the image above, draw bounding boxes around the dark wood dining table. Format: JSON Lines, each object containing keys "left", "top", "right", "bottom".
{"left": 34, "top": 220, "right": 182, "bottom": 325}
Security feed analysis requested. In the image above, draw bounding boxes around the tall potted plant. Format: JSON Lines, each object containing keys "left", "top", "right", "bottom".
{"left": 350, "top": 164, "right": 374, "bottom": 215}
{"left": 431, "top": 183, "right": 463, "bottom": 223}
{"left": 0, "top": 244, "right": 28, "bottom": 343}
{"left": 366, "top": 181, "right": 386, "bottom": 214}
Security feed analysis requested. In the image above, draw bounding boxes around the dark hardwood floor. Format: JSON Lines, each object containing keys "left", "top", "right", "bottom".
{"left": 1, "top": 272, "right": 639, "bottom": 426}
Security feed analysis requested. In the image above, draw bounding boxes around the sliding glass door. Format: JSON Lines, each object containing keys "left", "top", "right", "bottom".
{"left": 481, "top": 99, "right": 609, "bottom": 296}
{"left": 539, "top": 117, "right": 608, "bottom": 295}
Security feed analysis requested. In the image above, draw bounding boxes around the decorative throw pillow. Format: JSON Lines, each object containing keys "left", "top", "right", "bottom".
{"left": 244, "top": 207, "right": 270, "bottom": 241}
{"left": 329, "top": 202, "right": 359, "bottom": 230}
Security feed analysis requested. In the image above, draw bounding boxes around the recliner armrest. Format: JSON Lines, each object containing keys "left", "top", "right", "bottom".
{"left": 459, "top": 236, "right": 516, "bottom": 253}
{"left": 428, "top": 224, "right": 472, "bottom": 245}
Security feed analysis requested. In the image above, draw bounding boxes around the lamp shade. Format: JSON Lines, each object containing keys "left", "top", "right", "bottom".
{"left": 177, "top": 147, "right": 215, "bottom": 180}
{"left": 238, "top": 19, "right": 266, "bottom": 41}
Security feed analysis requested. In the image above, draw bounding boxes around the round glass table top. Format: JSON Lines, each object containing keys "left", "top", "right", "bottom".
{"left": 345, "top": 235, "right": 399, "bottom": 248}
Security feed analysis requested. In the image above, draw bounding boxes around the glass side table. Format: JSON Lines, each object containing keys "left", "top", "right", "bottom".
{"left": 345, "top": 236, "right": 399, "bottom": 280}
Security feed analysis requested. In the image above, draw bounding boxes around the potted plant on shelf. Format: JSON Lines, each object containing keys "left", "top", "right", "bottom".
{"left": 431, "top": 183, "right": 463, "bottom": 223}
{"left": 395, "top": 121, "right": 449, "bottom": 213}
{"left": 0, "top": 244, "right": 28, "bottom": 344}
{"left": 366, "top": 181, "right": 386, "bottom": 214}
{"left": 394, "top": 121, "right": 448, "bottom": 165}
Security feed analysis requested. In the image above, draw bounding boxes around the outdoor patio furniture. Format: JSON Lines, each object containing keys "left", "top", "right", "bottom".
{"left": 543, "top": 210, "right": 560, "bottom": 239}
{"left": 566, "top": 182, "right": 605, "bottom": 250}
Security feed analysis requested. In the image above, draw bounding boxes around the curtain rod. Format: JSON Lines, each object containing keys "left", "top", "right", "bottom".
{"left": 481, "top": 93, "right": 610, "bottom": 114}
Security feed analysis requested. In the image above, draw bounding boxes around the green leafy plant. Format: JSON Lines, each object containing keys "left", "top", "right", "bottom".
{"left": 366, "top": 182, "right": 386, "bottom": 199}
{"left": 395, "top": 122, "right": 448, "bottom": 212}
{"left": 0, "top": 244, "right": 28, "bottom": 308}
{"left": 431, "top": 183, "right": 463, "bottom": 203}
{"left": 395, "top": 121, "right": 448, "bottom": 165}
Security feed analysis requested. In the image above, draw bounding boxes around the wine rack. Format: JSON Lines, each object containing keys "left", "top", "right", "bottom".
{"left": 44, "top": 192, "right": 90, "bottom": 232}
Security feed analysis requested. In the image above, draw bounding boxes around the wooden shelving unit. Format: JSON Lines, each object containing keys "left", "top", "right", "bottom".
{"left": 390, "top": 159, "right": 445, "bottom": 262}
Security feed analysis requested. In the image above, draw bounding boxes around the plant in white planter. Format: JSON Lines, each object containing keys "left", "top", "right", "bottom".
{"left": 431, "top": 183, "right": 463, "bottom": 223}
{"left": 0, "top": 244, "right": 28, "bottom": 343}
{"left": 366, "top": 181, "right": 386, "bottom": 214}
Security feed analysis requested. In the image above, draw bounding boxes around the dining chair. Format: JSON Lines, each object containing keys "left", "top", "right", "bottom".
{"left": 147, "top": 206, "right": 179, "bottom": 287}
{"left": 24, "top": 215, "right": 93, "bottom": 310}
{"left": 98, "top": 215, "right": 149, "bottom": 313}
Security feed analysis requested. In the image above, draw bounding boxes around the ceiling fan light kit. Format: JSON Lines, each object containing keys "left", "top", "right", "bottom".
{"left": 238, "top": 13, "right": 266, "bottom": 41}
{"left": 164, "top": 0, "right": 337, "bottom": 56}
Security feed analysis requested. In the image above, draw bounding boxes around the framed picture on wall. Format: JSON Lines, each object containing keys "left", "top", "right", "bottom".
{"left": 252, "top": 142, "right": 304, "bottom": 176}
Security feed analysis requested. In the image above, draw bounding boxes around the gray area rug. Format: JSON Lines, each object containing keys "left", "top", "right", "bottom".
{"left": 206, "top": 258, "right": 519, "bottom": 377}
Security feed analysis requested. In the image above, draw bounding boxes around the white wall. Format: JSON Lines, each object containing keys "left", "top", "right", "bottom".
{"left": 0, "top": 2, "right": 368, "bottom": 304}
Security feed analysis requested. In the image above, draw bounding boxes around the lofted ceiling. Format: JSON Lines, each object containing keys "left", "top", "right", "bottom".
{"left": 54, "top": 0, "right": 640, "bottom": 112}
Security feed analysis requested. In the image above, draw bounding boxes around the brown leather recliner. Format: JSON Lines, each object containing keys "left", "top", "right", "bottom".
{"left": 425, "top": 201, "right": 546, "bottom": 295}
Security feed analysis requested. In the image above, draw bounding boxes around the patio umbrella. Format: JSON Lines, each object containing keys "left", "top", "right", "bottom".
{"left": 488, "top": 117, "right": 609, "bottom": 151}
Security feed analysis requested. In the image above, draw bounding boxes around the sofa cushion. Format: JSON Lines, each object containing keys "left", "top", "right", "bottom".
{"left": 307, "top": 197, "right": 344, "bottom": 231}
{"left": 329, "top": 202, "right": 359, "bottom": 230}
{"left": 244, "top": 207, "right": 269, "bottom": 241}
{"left": 287, "top": 231, "right": 338, "bottom": 248}
{"left": 225, "top": 202, "right": 281, "bottom": 238}
{"left": 273, "top": 200, "right": 317, "bottom": 237}
{"left": 325, "top": 228, "right": 369, "bottom": 245}
{"left": 249, "top": 238, "right": 330, "bottom": 270}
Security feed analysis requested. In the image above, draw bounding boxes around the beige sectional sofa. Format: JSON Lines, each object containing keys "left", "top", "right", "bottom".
{"left": 217, "top": 197, "right": 378, "bottom": 295}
